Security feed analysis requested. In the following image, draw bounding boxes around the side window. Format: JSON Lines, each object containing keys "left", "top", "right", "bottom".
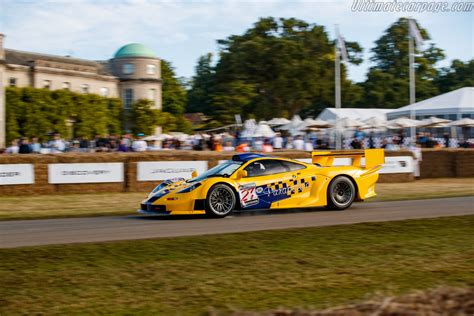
{"left": 245, "top": 160, "right": 287, "bottom": 177}
{"left": 281, "top": 161, "right": 306, "bottom": 172}
{"left": 123, "top": 88, "right": 134, "bottom": 109}
{"left": 146, "top": 64, "right": 156, "bottom": 74}
{"left": 245, "top": 161, "right": 265, "bottom": 177}
{"left": 122, "top": 63, "right": 134, "bottom": 74}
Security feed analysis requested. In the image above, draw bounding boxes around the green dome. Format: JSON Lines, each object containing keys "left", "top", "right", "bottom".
{"left": 114, "top": 43, "right": 156, "bottom": 58}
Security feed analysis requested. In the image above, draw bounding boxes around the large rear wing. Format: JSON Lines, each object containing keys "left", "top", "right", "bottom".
{"left": 311, "top": 149, "right": 385, "bottom": 169}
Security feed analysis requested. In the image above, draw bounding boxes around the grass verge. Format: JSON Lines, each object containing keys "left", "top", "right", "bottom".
{"left": 373, "top": 178, "right": 474, "bottom": 202}
{"left": 1, "top": 216, "right": 473, "bottom": 315}
{"left": 0, "top": 178, "right": 472, "bottom": 221}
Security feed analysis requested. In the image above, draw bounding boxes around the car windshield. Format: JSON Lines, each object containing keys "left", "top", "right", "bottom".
{"left": 188, "top": 160, "right": 243, "bottom": 183}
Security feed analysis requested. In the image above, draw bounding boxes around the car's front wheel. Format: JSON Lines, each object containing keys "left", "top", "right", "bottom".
{"left": 327, "top": 176, "right": 356, "bottom": 210}
{"left": 205, "top": 184, "right": 236, "bottom": 218}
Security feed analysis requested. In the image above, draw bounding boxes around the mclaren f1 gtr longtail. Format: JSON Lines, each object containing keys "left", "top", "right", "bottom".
{"left": 138, "top": 149, "right": 385, "bottom": 218}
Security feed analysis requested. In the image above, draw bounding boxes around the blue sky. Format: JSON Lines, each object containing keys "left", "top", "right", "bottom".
{"left": 0, "top": 0, "right": 472, "bottom": 83}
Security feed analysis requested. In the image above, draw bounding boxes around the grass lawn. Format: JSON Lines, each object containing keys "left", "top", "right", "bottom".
{"left": 373, "top": 178, "right": 474, "bottom": 202}
{"left": 0, "top": 216, "right": 473, "bottom": 315}
{"left": 0, "top": 178, "right": 472, "bottom": 221}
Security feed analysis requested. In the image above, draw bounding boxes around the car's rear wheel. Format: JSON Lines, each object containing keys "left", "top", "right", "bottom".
{"left": 327, "top": 176, "right": 356, "bottom": 210}
{"left": 205, "top": 184, "right": 236, "bottom": 218}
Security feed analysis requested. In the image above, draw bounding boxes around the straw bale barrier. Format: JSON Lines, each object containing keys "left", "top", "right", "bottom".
{"left": 420, "top": 149, "right": 474, "bottom": 178}
{"left": 1, "top": 149, "right": 472, "bottom": 195}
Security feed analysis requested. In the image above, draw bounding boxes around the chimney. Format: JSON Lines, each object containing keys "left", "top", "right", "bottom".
{"left": 0, "top": 34, "right": 5, "bottom": 60}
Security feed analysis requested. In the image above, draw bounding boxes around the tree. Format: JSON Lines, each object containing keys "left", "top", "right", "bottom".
{"left": 159, "top": 60, "right": 195, "bottom": 134}
{"left": 106, "top": 98, "right": 124, "bottom": 135}
{"left": 194, "top": 17, "right": 362, "bottom": 123}
{"left": 187, "top": 53, "right": 215, "bottom": 114}
{"left": 5, "top": 88, "right": 21, "bottom": 142}
{"left": 21, "top": 88, "right": 63, "bottom": 137}
{"left": 130, "top": 99, "right": 160, "bottom": 135}
{"left": 73, "top": 94, "right": 109, "bottom": 137}
{"left": 435, "top": 59, "right": 474, "bottom": 93}
{"left": 360, "top": 18, "right": 445, "bottom": 108}
{"left": 211, "top": 80, "right": 257, "bottom": 123}
{"left": 161, "top": 60, "right": 187, "bottom": 116}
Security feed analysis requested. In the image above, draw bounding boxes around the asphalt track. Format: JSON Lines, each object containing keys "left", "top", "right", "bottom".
{"left": 1, "top": 196, "right": 473, "bottom": 248}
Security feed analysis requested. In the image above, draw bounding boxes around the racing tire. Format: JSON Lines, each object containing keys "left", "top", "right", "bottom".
{"left": 205, "top": 184, "right": 236, "bottom": 218}
{"left": 326, "top": 176, "right": 356, "bottom": 210}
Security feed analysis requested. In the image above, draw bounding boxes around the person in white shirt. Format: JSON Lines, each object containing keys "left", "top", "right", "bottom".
{"left": 50, "top": 134, "right": 66, "bottom": 153}
{"left": 304, "top": 140, "right": 314, "bottom": 151}
{"left": 222, "top": 141, "right": 235, "bottom": 151}
{"left": 408, "top": 143, "right": 422, "bottom": 177}
{"left": 30, "top": 137, "right": 41, "bottom": 153}
{"left": 273, "top": 133, "right": 283, "bottom": 149}
{"left": 293, "top": 136, "right": 305, "bottom": 150}
{"left": 6, "top": 139, "right": 19, "bottom": 154}
{"left": 253, "top": 138, "right": 263, "bottom": 151}
{"left": 132, "top": 134, "right": 148, "bottom": 152}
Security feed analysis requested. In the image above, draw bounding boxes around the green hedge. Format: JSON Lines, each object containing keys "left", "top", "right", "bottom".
{"left": 6, "top": 87, "right": 193, "bottom": 142}
{"left": 5, "top": 87, "right": 123, "bottom": 142}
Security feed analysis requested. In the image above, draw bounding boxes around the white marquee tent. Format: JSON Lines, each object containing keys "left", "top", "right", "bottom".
{"left": 267, "top": 118, "right": 291, "bottom": 126}
{"left": 280, "top": 115, "right": 306, "bottom": 136}
{"left": 253, "top": 122, "right": 276, "bottom": 138}
{"left": 241, "top": 119, "right": 257, "bottom": 138}
{"left": 317, "top": 108, "right": 392, "bottom": 122}
{"left": 387, "top": 87, "right": 474, "bottom": 120}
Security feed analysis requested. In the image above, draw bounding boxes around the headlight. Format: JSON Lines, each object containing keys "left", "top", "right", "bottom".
{"left": 178, "top": 182, "right": 202, "bottom": 193}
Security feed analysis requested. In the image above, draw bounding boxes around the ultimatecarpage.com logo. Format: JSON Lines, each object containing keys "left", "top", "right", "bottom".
{"left": 351, "top": 0, "right": 474, "bottom": 13}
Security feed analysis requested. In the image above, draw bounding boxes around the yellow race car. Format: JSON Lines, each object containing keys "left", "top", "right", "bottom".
{"left": 138, "top": 149, "right": 385, "bottom": 218}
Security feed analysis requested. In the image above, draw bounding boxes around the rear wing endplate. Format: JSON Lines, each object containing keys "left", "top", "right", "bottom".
{"left": 311, "top": 149, "right": 385, "bottom": 169}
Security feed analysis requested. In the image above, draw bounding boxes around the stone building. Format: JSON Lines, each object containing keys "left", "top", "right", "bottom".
{"left": 0, "top": 33, "right": 162, "bottom": 147}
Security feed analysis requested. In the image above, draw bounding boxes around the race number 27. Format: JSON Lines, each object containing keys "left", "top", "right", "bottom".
{"left": 239, "top": 185, "right": 259, "bottom": 207}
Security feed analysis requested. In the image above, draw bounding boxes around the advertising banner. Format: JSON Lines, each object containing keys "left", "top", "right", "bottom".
{"left": 378, "top": 156, "right": 414, "bottom": 174}
{"left": 137, "top": 161, "right": 208, "bottom": 181}
{"left": 0, "top": 164, "right": 35, "bottom": 185}
{"left": 48, "top": 163, "right": 124, "bottom": 184}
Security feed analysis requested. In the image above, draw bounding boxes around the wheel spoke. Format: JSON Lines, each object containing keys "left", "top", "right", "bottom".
{"left": 333, "top": 181, "right": 353, "bottom": 205}
{"left": 209, "top": 186, "right": 235, "bottom": 215}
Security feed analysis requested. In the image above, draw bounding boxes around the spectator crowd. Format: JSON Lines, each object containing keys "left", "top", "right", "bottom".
{"left": 2, "top": 127, "right": 472, "bottom": 155}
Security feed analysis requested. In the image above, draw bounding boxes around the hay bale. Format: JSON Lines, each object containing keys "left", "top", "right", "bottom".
{"left": 420, "top": 149, "right": 456, "bottom": 178}
{"left": 455, "top": 150, "right": 474, "bottom": 177}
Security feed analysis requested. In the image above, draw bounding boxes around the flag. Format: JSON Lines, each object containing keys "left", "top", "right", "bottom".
{"left": 409, "top": 19, "right": 424, "bottom": 51}
{"left": 336, "top": 26, "right": 349, "bottom": 63}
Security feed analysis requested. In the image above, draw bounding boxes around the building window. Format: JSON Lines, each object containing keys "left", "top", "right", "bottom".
{"left": 146, "top": 64, "right": 156, "bottom": 75}
{"left": 62, "top": 82, "right": 71, "bottom": 90}
{"left": 81, "top": 84, "right": 89, "bottom": 94}
{"left": 43, "top": 80, "right": 52, "bottom": 90}
{"left": 9, "top": 78, "right": 17, "bottom": 87}
{"left": 147, "top": 88, "right": 156, "bottom": 101}
{"left": 100, "top": 87, "right": 109, "bottom": 97}
{"left": 122, "top": 63, "right": 134, "bottom": 74}
{"left": 123, "top": 88, "right": 134, "bottom": 109}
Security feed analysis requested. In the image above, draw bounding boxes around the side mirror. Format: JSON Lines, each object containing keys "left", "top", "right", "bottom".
{"left": 191, "top": 170, "right": 198, "bottom": 178}
{"left": 236, "top": 169, "right": 248, "bottom": 179}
